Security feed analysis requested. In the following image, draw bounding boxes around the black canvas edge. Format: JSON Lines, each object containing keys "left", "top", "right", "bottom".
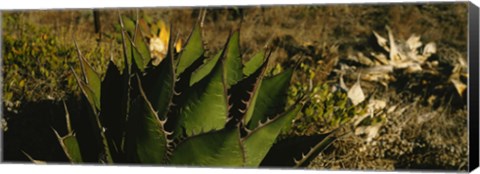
{"left": 0, "top": 2, "right": 476, "bottom": 173}
{"left": 469, "top": 1, "right": 480, "bottom": 172}
{"left": 0, "top": 11, "right": 4, "bottom": 163}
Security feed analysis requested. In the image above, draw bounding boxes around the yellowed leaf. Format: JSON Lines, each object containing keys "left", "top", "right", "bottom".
{"left": 159, "top": 20, "right": 170, "bottom": 49}
{"left": 149, "top": 20, "right": 170, "bottom": 66}
{"left": 406, "top": 34, "right": 422, "bottom": 51}
{"left": 339, "top": 73, "right": 348, "bottom": 91}
{"left": 175, "top": 37, "right": 183, "bottom": 53}
{"left": 405, "top": 63, "right": 423, "bottom": 73}
{"left": 386, "top": 26, "right": 400, "bottom": 61}
{"left": 19, "top": 79, "right": 25, "bottom": 88}
{"left": 348, "top": 77, "right": 365, "bottom": 106}
{"left": 355, "top": 124, "right": 382, "bottom": 142}
{"left": 357, "top": 52, "right": 374, "bottom": 66}
{"left": 451, "top": 78, "right": 467, "bottom": 97}
{"left": 387, "top": 105, "right": 397, "bottom": 114}
{"left": 373, "top": 31, "right": 389, "bottom": 52}
{"left": 422, "top": 42, "right": 436, "bottom": 57}
{"left": 368, "top": 99, "right": 387, "bottom": 112}
{"left": 371, "top": 52, "right": 389, "bottom": 65}
{"left": 22, "top": 151, "right": 47, "bottom": 164}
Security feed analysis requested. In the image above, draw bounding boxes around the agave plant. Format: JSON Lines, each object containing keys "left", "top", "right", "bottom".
{"left": 27, "top": 14, "right": 340, "bottom": 168}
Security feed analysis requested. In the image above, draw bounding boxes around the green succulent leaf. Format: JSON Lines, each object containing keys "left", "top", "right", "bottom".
{"left": 100, "top": 61, "right": 128, "bottom": 158}
{"left": 227, "top": 54, "right": 268, "bottom": 127}
{"left": 121, "top": 15, "right": 136, "bottom": 37}
{"left": 242, "top": 103, "right": 303, "bottom": 167}
{"left": 243, "top": 51, "right": 265, "bottom": 76}
{"left": 244, "top": 86, "right": 261, "bottom": 125}
{"left": 74, "top": 40, "right": 101, "bottom": 110}
{"left": 224, "top": 31, "right": 244, "bottom": 87}
{"left": 141, "top": 29, "right": 175, "bottom": 119}
{"left": 242, "top": 53, "right": 268, "bottom": 124}
{"left": 176, "top": 23, "right": 205, "bottom": 76}
{"left": 170, "top": 128, "right": 243, "bottom": 167}
{"left": 62, "top": 135, "right": 83, "bottom": 163}
{"left": 53, "top": 130, "right": 83, "bottom": 163}
{"left": 55, "top": 102, "right": 83, "bottom": 163}
{"left": 119, "top": 15, "right": 134, "bottom": 73}
{"left": 22, "top": 151, "right": 47, "bottom": 164}
{"left": 71, "top": 69, "right": 99, "bottom": 112}
{"left": 177, "top": 47, "right": 228, "bottom": 136}
{"left": 129, "top": 26, "right": 151, "bottom": 72}
{"left": 71, "top": 68, "right": 113, "bottom": 163}
{"left": 137, "top": 18, "right": 151, "bottom": 36}
{"left": 260, "top": 133, "right": 336, "bottom": 167}
{"left": 81, "top": 62, "right": 101, "bottom": 106}
{"left": 125, "top": 76, "right": 170, "bottom": 164}
{"left": 190, "top": 50, "right": 222, "bottom": 87}
{"left": 247, "top": 68, "right": 293, "bottom": 130}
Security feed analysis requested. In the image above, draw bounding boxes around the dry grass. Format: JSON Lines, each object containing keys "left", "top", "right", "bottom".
{"left": 13, "top": 2, "right": 468, "bottom": 65}
{"left": 309, "top": 97, "right": 468, "bottom": 171}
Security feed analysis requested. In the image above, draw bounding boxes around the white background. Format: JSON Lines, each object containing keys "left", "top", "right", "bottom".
{"left": 0, "top": 0, "right": 479, "bottom": 174}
